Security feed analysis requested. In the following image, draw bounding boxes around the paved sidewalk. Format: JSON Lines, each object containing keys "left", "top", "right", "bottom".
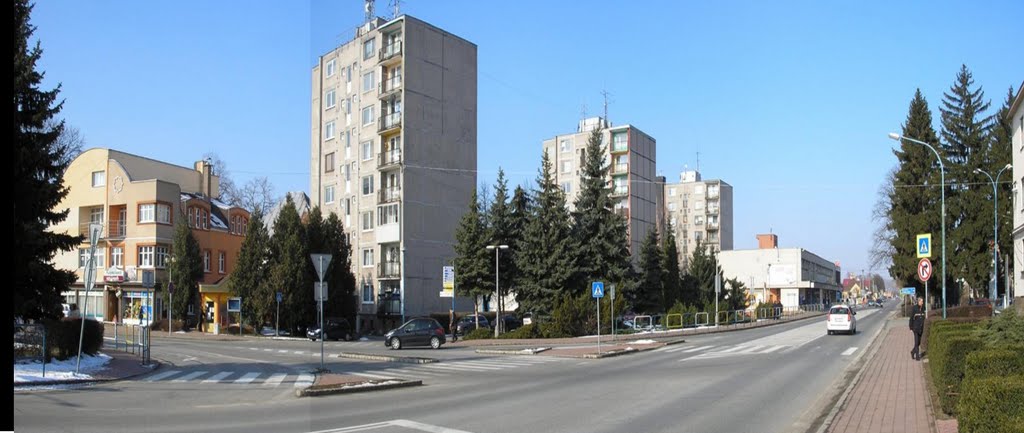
{"left": 827, "top": 322, "right": 933, "bottom": 433}
{"left": 15, "top": 350, "right": 158, "bottom": 387}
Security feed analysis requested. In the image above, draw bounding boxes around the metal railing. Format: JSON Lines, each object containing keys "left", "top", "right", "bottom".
{"left": 379, "top": 76, "right": 402, "bottom": 95}
{"left": 618, "top": 304, "right": 826, "bottom": 335}
{"left": 378, "top": 187, "right": 401, "bottom": 204}
{"left": 612, "top": 163, "right": 629, "bottom": 174}
{"left": 378, "top": 150, "right": 402, "bottom": 167}
{"left": 107, "top": 219, "right": 127, "bottom": 238}
{"left": 14, "top": 323, "right": 47, "bottom": 378}
{"left": 378, "top": 261, "right": 401, "bottom": 279}
{"left": 378, "top": 112, "right": 402, "bottom": 132}
{"left": 110, "top": 323, "right": 151, "bottom": 365}
{"left": 378, "top": 40, "right": 403, "bottom": 62}
{"left": 611, "top": 142, "right": 628, "bottom": 153}
{"left": 611, "top": 187, "right": 628, "bottom": 197}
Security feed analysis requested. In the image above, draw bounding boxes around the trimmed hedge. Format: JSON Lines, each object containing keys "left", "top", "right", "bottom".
{"left": 929, "top": 329, "right": 985, "bottom": 415}
{"left": 923, "top": 318, "right": 983, "bottom": 354}
{"left": 461, "top": 328, "right": 494, "bottom": 340}
{"left": 964, "top": 346, "right": 1024, "bottom": 381}
{"left": 495, "top": 323, "right": 570, "bottom": 339}
{"left": 957, "top": 375, "right": 1024, "bottom": 433}
{"left": 44, "top": 318, "right": 104, "bottom": 362}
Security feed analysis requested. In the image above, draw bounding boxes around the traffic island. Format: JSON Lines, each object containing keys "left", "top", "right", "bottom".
{"left": 330, "top": 352, "right": 437, "bottom": 364}
{"left": 542, "top": 341, "right": 666, "bottom": 359}
{"left": 474, "top": 347, "right": 551, "bottom": 355}
{"left": 295, "top": 373, "right": 421, "bottom": 397}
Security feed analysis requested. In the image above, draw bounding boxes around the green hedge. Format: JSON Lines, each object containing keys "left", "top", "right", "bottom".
{"left": 44, "top": 318, "right": 104, "bottom": 362}
{"left": 461, "top": 328, "right": 494, "bottom": 340}
{"left": 923, "top": 318, "right": 983, "bottom": 354}
{"left": 957, "top": 375, "right": 1024, "bottom": 433}
{"left": 929, "top": 330, "right": 985, "bottom": 415}
{"left": 963, "top": 346, "right": 1024, "bottom": 382}
{"left": 495, "top": 323, "right": 570, "bottom": 339}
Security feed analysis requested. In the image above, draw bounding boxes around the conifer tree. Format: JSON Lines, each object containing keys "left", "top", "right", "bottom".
{"left": 230, "top": 210, "right": 271, "bottom": 328}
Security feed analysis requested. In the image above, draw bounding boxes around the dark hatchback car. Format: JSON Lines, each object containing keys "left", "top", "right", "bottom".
{"left": 455, "top": 314, "right": 490, "bottom": 335}
{"left": 306, "top": 317, "right": 353, "bottom": 341}
{"left": 385, "top": 318, "right": 446, "bottom": 350}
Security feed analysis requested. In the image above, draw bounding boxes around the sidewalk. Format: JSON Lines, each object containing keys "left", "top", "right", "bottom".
{"left": 826, "top": 322, "right": 934, "bottom": 433}
{"left": 15, "top": 350, "right": 158, "bottom": 387}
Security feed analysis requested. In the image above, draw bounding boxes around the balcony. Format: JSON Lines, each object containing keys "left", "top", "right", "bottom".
{"left": 614, "top": 208, "right": 629, "bottom": 220}
{"left": 706, "top": 206, "right": 719, "bottom": 215}
{"left": 378, "top": 261, "right": 401, "bottom": 279}
{"left": 611, "top": 142, "right": 628, "bottom": 154}
{"left": 378, "top": 149, "right": 402, "bottom": 169}
{"left": 706, "top": 221, "right": 719, "bottom": 231}
{"left": 378, "top": 187, "right": 401, "bottom": 204}
{"left": 378, "top": 40, "right": 402, "bottom": 64}
{"left": 378, "top": 112, "right": 402, "bottom": 133}
{"left": 708, "top": 189, "right": 720, "bottom": 199}
{"left": 107, "top": 219, "right": 127, "bottom": 239}
{"left": 378, "top": 76, "right": 402, "bottom": 98}
{"left": 611, "top": 186, "right": 629, "bottom": 197}
{"left": 611, "top": 163, "right": 629, "bottom": 175}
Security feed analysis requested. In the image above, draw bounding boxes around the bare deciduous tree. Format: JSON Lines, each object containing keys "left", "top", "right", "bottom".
{"left": 203, "top": 152, "right": 239, "bottom": 204}
{"left": 869, "top": 167, "right": 896, "bottom": 274}
{"left": 238, "top": 176, "right": 277, "bottom": 215}
{"left": 46, "top": 118, "right": 84, "bottom": 167}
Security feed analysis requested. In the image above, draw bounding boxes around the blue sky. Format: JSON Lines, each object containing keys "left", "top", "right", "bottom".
{"left": 32, "top": 0, "right": 1023, "bottom": 280}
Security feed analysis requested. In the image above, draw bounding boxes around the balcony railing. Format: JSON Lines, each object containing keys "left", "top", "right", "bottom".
{"left": 379, "top": 41, "right": 403, "bottom": 63}
{"left": 611, "top": 186, "right": 628, "bottom": 197}
{"left": 379, "top": 76, "right": 402, "bottom": 96}
{"left": 378, "top": 112, "right": 402, "bottom": 132}
{"left": 707, "top": 206, "right": 719, "bottom": 215}
{"left": 708, "top": 190, "right": 720, "bottom": 199}
{"left": 378, "top": 261, "right": 401, "bottom": 279}
{"left": 611, "top": 163, "right": 628, "bottom": 174}
{"left": 107, "top": 219, "right": 127, "bottom": 238}
{"left": 611, "top": 142, "right": 628, "bottom": 153}
{"left": 706, "top": 222, "right": 719, "bottom": 231}
{"left": 379, "top": 149, "right": 402, "bottom": 168}
{"left": 614, "top": 208, "right": 629, "bottom": 220}
{"left": 378, "top": 187, "right": 401, "bottom": 204}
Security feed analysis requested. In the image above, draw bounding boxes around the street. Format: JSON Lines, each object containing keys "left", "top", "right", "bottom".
{"left": 14, "top": 304, "right": 894, "bottom": 433}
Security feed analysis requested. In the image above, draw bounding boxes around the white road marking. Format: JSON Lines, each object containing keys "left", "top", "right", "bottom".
{"left": 233, "top": 372, "right": 261, "bottom": 384}
{"left": 841, "top": 347, "right": 858, "bottom": 356}
{"left": 348, "top": 371, "right": 395, "bottom": 379}
{"left": 144, "top": 370, "right": 181, "bottom": 382}
{"left": 294, "top": 374, "right": 314, "bottom": 388}
{"left": 201, "top": 371, "right": 234, "bottom": 383}
{"left": 759, "top": 345, "right": 786, "bottom": 353}
{"left": 171, "top": 371, "right": 208, "bottom": 382}
{"left": 262, "top": 373, "right": 288, "bottom": 387}
{"left": 682, "top": 345, "right": 714, "bottom": 353}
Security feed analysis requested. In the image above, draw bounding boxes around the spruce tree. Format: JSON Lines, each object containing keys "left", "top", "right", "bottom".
{"left": 323, "top": 212, "right": 357, "bottom": 324}
{"left": 661, "top": 229, "right": 682, "bottom": 310}
{"left": 887, "top": 89, "right": 941, "bottom": 300}
{"left": 167, "top": 215, "right": 203, "bottom": 327}
{"left": 723, "top": 278, "right": 748, "bottom": 311}
{"left": 686, "top": 239, "right": 722, "bottom": 306}
{"left": 635, "top": 229, "right": 664, "bottom": 313}
{"left": 454, "top": 191, "right": 493, "bottom": 319}
{"left": 230, "top": 210, "right": 271, "bottom": 328}
{"left": 267, "top": 195, "right": 312, "bottom": 332}
{"left": 986, "top": 88, "right": 1016, "bottom": 298}
{"left": 488, "top": 169, "right": 515, "bottom": 328}
{"left": 515, "top": 153, "right": 578, "bottom": 315}
{"left": 14, "top": 0, "right": 81, "bottom": 320}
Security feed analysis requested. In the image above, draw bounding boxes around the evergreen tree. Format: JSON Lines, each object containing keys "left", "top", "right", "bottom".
{"left": 941, "top": 65, "right": 995, "bottom": 299}
{"left": 454, "top": 191, "right": 493, "bottom": 319}
{"left": 661, "top": 229, "right": 682, "bottom": 309}
{"left": 488, "top": 169, "right": 515, "bottom": 329}
{"left": 987, "top": 88, "right": 1016, "bottom": 298}
{"left": 723, "top": 278, "right": 748, "bottom": 311}
{"left": 571, "top": 128, "right": 632, "bottom": 297}
{"left": 635, "top": 229, "right": 664, "bottom": 313}
{"left": 686, "top": 239, "right": 722, "bottom": 306}
{"left": 515, "top": 153, "right": 578, "bottom": 315}
{"left": 267, "top": 195, "right": 312, "bottom": 332}
{"left": 13, "top": 0, "right": 81, "bottom": 320}
{"left": 167, "top": 216, "right": 203, "bottom": 326}
{"left": 887, "top": 89, "right": 941, "bottom": 300}
{"left": 323, "top": 212, "right": 357, "bottom": 323}
{"left": 230, "top": 210, "right": 271, "bottom": 328}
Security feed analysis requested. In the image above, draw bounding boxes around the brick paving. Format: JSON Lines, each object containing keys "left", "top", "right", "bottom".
{"left": 827, "top": 324, "right": 934, "bottom": 433}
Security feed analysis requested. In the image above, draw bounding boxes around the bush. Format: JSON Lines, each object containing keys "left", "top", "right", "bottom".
{"left": 964, "top": 346, "right": 1024, "bottom": 383}
{"left": 977, "top": 309, "right": 1024, "bottom": 347}
{"left": 923, "top": 318, "right": 983, "bottom": 354}
{"left": 551, "top": 294, "right": 591, "bottom": 337}
{"left": 149, "top": 319, "right": 187, "bottom": 332}
{"left": 928, "top": 330, "right": 985, "bottom": 415}
{"left": 957, "top": 375, "right": 1024, "bottom": 433}
{"left": 43, "top": 318, "right": 104, "bottom": 362}
{"left": 939, "top": 304, "right": 992, "bottom": 319}
{"left": 461, "top": 328, "right": 493, "bottom": 340}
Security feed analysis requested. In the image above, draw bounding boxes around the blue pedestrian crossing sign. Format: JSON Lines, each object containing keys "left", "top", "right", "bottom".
{"left": 592, "top": 281, "right": 605, "bottom": 298}
{"left": 916, "top": 233, "right": 932, "bottom": 258}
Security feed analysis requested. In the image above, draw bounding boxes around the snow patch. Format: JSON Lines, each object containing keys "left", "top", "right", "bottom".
{"left": 14, "top": 353, "right": 112, "bottom": 383}
{"left": 359, "top": 337, "right": 370, "bottom": 341}
{"left": 628, "top": 339, "right": 658, "bottom": 345}
{"left": 340, "top": 380, "right": 404, "bottom": 389}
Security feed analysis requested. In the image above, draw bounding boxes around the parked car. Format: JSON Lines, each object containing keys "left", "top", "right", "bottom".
{"left": 826, "top": 305, "right": 857, "bottom": 335}
{"left": 455, "top": 314, "right": 490, "bottom": 335}
{"left": 306, "top": 317, "right": 353, "bottom": 341}
{"left": 867, "top": 300, "right": 881, "bottom": 308}
{"left": 61, "top": 303, "right": 80, "bottom": 318}
{"left": 500, "top": 314, "right": 523, "bottom": 332}
{"left": 260, "top": 325, "right": 291, "bottom": 337}
{"left": 385, "top": 318, "right": 446, "bottom": 350}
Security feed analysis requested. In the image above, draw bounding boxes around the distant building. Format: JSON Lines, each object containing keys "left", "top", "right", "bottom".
{"left": 264, "top": 191, "right": 311, "bottom": 236}
{"left": 662, "top": 170, "right": 734, "bottom": 270}
{"left": 1010, "top": 82, "right": 1024, "bottom": 303}
{"left": 718, "top": 234, "right": 842, "bottom": 308}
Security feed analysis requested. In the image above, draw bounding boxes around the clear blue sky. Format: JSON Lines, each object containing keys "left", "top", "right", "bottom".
{"left": 32, "top": 0, "right": 1023, "bottom": 281}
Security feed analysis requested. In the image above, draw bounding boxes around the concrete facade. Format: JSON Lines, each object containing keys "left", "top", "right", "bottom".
{"left": 663, "top": 170, "right": 734, "bottom": 270}
{"left": 718, "top": 238, "right": 842, "bottom": 308}
{"left": 541, "top": 117, "right": 658, "bottom": 258}
{"left": 1010, "top": 82, "right": 1024, "bottom": 302}
{"left": 310, "top": 15, "right": 477, "bottom": 333}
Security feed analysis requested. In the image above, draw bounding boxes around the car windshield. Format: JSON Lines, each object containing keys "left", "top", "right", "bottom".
{"left": 831, "top": 308, "right": 850, "bottom": 315}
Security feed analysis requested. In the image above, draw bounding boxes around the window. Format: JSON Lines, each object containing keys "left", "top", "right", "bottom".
{"left": 325, "top": 59, "right": 336, "bottom": 77}
{"left": 202, "top": 209, "right": 209, "bottom": 229}
{"left": 138, "top": 246, "right": 154, "bottom": 268}
{"left": 670, "top": 217, "right": 677, "bottom": 227}
{"left": 325, "top": 89, "right": 336, "bottom": 109}
{"left": 90, "top": 207, "right": 104, "bottom": 224}
{"left": 361, "top": 211, "right": 374, "bottom": 231}
{"left": 669, "top": 203, "right": 677, "bottom": 211}
{"left": 362, "top": 248, "right": 374, "bottom": 267}
{"left": 188, "top": 207, "right": 195, "bottom": 227}
{"left": 325, "top": 121, "right": 336, "bottom": 140}
{"left": 669, "top": 187, "right": 676, "bottom": 197}
{"left": 362, "top": 282, "right": 374, "bottom": 303}
{"left": 363, "top": 38, "right": 375, "bottom": 60}
{"left": 695, "top": 216, "right": 704, "bottom": 225}
{"left": 343, "top": 163, "right": 351, "bottom": 182}
{"left": 343, "top": 98, "right": 351, "bottom": 114}
{"left": 139, "top": 204, "right": 155, "bottom": 223}
{"left": 111, "top": 246, "right": 123, "bottom": 268}
{"left": 361, "top": 140, "right": 374, "bottom": 161}
{"left": 203, "top": 250, "right": 211, "bottom": 273}
{"left": 345, "top": 64, "right": 353, "bottom": 83}
{"left": 362, "top": 71, "right": 375, "bottom": 93}
{"left": 379, "top": 204, "right": 399, "bottom": 225}
{"left": 156, "top": 203, "right": 171, "bottom": 224}
{"left": 218, "top": 252, "right": 226, "bottom": 274}
{"left": 325, "top": 152, "right": 335, "bottom": 173}
{"left": 344, "top": 131, "right": 352, "bottom": 158}
{"left": 695, "top": 185, "right": 705, "bottom": 195}
{"left": 561, "top": 182, "right": 572, "bottom": 194}
{"left": 560, "top": 139, "right": 571, "bottom": 153}
{"left": 612, "top": 133, "right": 627, "bottom": 151}
{"left": 79, "top": 248, "right": 105, "bottom": 268}
{"left": 154, "top": 246, "right": 168, "bottom": 268}
{"left": 324, "top": 185, "right": 335, "bottom": 204}
{"left": 91, "top": 171, "right": 106, "bottom": 187}
{"left": 561, "top": 161, "right": 572, "bottom": 173}
{"left": 344, "top": 198, "right": 351, "bottom": 216}
{"left": 361, "top": 106, "right": 374, "bottom": 126}
{"left": 694, "top": 232, "right": 703, "bottom": 242}
{"left": 362, "top": 175, "right": 375, "bottom": 195}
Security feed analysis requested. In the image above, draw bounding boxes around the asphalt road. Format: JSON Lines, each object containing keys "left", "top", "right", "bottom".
{"left": 14, "top": 303, "right": 896, "bottom": 433}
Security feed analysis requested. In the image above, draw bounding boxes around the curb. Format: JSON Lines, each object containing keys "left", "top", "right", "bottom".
{"left": 331, "top": 352, "right": 437, "bottom": 364}
{"left": 475, "top": 347, "right": 551, "bottom": 355}
{"left": 14, "top": 359, "right": 163, "bottom": 389}
{"left": 295, "top": 379, "right": 422, "bottom": 397}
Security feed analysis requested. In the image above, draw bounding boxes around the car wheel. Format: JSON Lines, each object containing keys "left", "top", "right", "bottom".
{"left": 310, "top": 337, "right": 316, "bottom": 342}
{"left": 827, "top": 330, "right": 832, "bottom": 335}
{"left": 391, "top": 337, "right": 402, "bottom": 350}
{"left": 430, "top": 336, "right": 441, "bottom": 349}
{"left": 344, "top": 332, "right": 352, "bottom": 342}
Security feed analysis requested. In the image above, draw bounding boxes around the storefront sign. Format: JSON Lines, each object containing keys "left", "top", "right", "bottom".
{"left": 104, "top": 267, "right": 126, "bottom": 283}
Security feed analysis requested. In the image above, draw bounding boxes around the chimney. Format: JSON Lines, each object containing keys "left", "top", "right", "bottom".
{"left": 195, "top": 159, "right": 214, "bottom": 198}
{"left": 757, "top": 234, "right": 778, "bottom": 249}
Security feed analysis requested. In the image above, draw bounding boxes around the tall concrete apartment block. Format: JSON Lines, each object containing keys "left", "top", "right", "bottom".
{"left": 663, "top": 170, "right": 734, "bottom": 270}
{"left": 310, "top": 15, "right": 477, "bottom": 332}
{"left": 542, "top": 117, "right": 658, "bottom": 257}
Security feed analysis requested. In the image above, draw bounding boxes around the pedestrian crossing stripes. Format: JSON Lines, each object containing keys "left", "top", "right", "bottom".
{"left": 665, "top": 344, "right": 793, "bottom": 362}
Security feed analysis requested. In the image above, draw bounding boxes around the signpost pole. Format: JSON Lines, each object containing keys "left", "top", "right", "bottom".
{"left": 597, "top": 296, "right": 601, "bottom": 355}
{"left": 77, "top": 223, "right": 102, "bottom": 374}
{"left": 610, "top": 285, "right": 615, "bottom": 342}
{"left": 276, "top": 292, "right": 281, "bottom": 337}
{"left": 311, "top": 254, "right": 332, "bottom": 372}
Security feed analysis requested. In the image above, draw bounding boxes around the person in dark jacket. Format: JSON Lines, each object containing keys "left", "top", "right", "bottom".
{"left": 909, "top": 297, "right": 926, "bottom": 360}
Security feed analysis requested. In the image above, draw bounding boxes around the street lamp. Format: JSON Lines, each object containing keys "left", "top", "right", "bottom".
{"left": 889, "top": 132, "right": 947, "bottom": 319}
{"left": 168, "top": 255, "right": 176, "bottom": 336}
{"left": 974, "top": 164, "right": 1012, "bottom": 310}
{"left": 486, "top": 244, "right": 509, "bottom": 337}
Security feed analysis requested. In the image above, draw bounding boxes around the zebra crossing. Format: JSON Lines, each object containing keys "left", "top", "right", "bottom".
{"left": 143, "top": 369, "right": 315, "bottom": 388}
{"left": 654, "top": 343, "right": 795, "bottom": 361}
{"left": 341, "top": 356, "right": 567, "bottom": 381}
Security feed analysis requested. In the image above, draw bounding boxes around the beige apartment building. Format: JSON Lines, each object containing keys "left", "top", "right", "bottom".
{"left": 663, "top": 170, "right": 734, "bottom": 270}
{"left": 51, "top": 149, "right": 249, "bottom": 328}
{"left": 1010, "top": 82, "right": 1023, "bottom": 303}
{"left": 310, "top": 15, "right": 477, "bottom": 333}
{"left": 542, "top": 117, "right": 658, "bottom": 257}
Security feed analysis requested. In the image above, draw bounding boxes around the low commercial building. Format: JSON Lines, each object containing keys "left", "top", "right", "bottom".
{"left": 718, "top": 234, "right": 842, "bottom": 308}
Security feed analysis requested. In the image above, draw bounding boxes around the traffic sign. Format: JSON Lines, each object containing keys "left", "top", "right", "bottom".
{"left": 917, "top": 258, "right": 933, "bottom": 282}
{"left": 901, "top": 287, "right": 915, "bottom": 296}
{"left": 916, "top": 234, "right": 932, "bottom": 258}
{"left": 592, "top": 281, "right": 605, "bottom": 298}
{"left": 314, "top": 282, "right": 329, "bottom": 301}
{"left": 310, "top": 254, "right": 333, "bottom": 282}
{"left": 227, "top": 297, "right": 241, "bottom": 313}
{"left": 276, "top": 291, "right": 283, "bottom": 303}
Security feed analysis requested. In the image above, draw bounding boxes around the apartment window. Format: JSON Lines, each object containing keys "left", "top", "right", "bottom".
{"left": 363, "top": 38, "right": 375, "bottom": 60}
{"left": 708, "top": 185, "right": 720, "bottom": 196}
{"left": 325, "top": 121, "right": 336, "bottom": 140}
{"left": 669, "top": 203, "right": 677, "bottom": 211}
{"left": 362, "top": 140, "right": 373, "bottom": 160}
{"left": 561, "top": 161, "right": 572, "bottom": 173}
{"left": 218, "top": 252, "right": 226, "bottom": 274}
{"left": 344, "top": 198, "right": 351, "bottom": 216}
{"left": 363, "top": 71, "right": 375, "bottom": 93}
{"left": 325, "top": 89, "right": 336, "bottom": 109}
{"left": 695, "top": 201, "right": 704, "bottom": 210}
{"left": 79, "top": 248, "right": 105, "bottom": 268}
{"left": 156, "top": 203, "right": 171, "bottom": 224}
{"left": 138, "top": 246, "right": 154, "bottom": 268}
{"left": 362, "top": 282, "right": 374, "bottom": 303}
{"left": 344, "top": 132, "right": 352, "bottom": 158}
{"left": 111, "top": 246, "right": 123, "bottom": 268}
{"left": 91, "top": 171, "right": 106, "bottom": 187}
{"left": 203, "top": 250, "right": 211, "bottom": 273}
{"left": 343, "top": 98, "right": 351, "bottom": 114}
{"left": 188, "top": 207, "right": 195, "bottom": 227}
{"left": 362, "top": 175, "right": 375, "bottom": 195}
{"left": 612, "top": 133, "right": 627, "bottom": 151}
{"left": 695, "top": 216, "right": 704, "bottom": 225}
{"left": 560, "top": 139, "right": 571, "bottom": 153}
{"left": 325, "top": 59, "right": 336, "bottom": 77}
{"left": 90, "top": 207, "right": 104, "bottom": 224}
{"left": 324, "top": 185, "right": 335, "bottom": 204}
{"left": 202, "top": 209, "right": 209, "bottom": 229}
{"left": 155, "top": 246, "right": 168, "bottom": 268}
{"left": 669, "top": 217, "right": 677, "bottom": 227}
{"left": 694, "top": 232, "right": 703, "bottom": 242}
{"left": 379, "top": 204, "right": 399, "bottom": 225}
{"left": 561, "top": 182, "right": 572, "bottom": 194}
{"left": 361, "top": 106, "right": 375, "bottom": 126}
{"left": 362, "top": 248, "right": 374, "bottom": 267}
{"left": 325, "top": 152, "right": 335, "bottom": 173}
{"left": 139, "top": 204, "right": 155, "bottom": 223}
{"left": 361, "top": 211, "right": 374, "bottom": 231}
{"left": 669, "top": 187, "right": 676, "bottom": 197}
{"left": 343, "top": 163, "right": 351, "bottom": 182}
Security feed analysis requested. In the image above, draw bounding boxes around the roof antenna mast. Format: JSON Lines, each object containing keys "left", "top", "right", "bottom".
{"left": 389, "top": 0, "right": 401, "bottom": 18}
{"left": 364, "top": 0, "right": 375, "bottom": 23}
{"left": 601, "top": 89, "right": 612, "bottom": 128}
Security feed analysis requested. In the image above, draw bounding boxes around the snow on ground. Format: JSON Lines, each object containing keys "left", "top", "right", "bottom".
{"left": 359, "top": 337, "right": 370, "bottom": 341}
{"left": 627, "top": 339, "right": 658, "bottom": 345}
{"left": 14, "top": 353, "right": 111, "bottom": 383}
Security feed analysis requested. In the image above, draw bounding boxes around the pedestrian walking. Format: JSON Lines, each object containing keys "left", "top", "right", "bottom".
{"left": 449, "top": 309, "right": 457, "bottom": 342}
{"left": 909, "top": 297, "right": 926, "bottom": 360}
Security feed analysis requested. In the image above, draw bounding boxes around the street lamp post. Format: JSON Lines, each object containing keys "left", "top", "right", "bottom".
{"left": 974, "top": 164, "right": 1012, "bottom": 310}
{"left": 889, "top": 133, "right": 947, "bottom": 318}
{"left": 168, "top": 255, "right": 176, "bottom": 336}
{"left": 486, "top": 244, "right": 509, "bottom": 338}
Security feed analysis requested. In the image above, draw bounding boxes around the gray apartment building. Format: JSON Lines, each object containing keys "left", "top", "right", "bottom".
{"left": 663, "top": 170, "right": 734, "bottom": 270}
{"left": 310, "top": 15, "right": 477, "bottom": 333}
{"left": 542, "top": 117, "right": 658, "bottom": 257}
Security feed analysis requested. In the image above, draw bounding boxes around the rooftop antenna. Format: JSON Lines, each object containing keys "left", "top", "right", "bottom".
{"left": 389, "top": 0, "right": 401, "bottom": 18}
{"left": 364, "top": 0, "right": 375, "bottom": 23}
{"left": 600, "top": 89, "right": 613, "bottom": 127}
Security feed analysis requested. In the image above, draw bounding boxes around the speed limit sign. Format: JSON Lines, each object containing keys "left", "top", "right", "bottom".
{"left": 917, "top": 258, "right": 933, "bottom": 282}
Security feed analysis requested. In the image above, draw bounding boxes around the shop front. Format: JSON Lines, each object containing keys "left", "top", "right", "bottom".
{"left": 199, "top": 278, "right": 231, "bottom": 334}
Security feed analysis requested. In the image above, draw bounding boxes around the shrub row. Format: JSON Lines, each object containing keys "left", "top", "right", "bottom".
{"left": 922, "top": 317, "right": 983, "bottom": 354}
{"left": 927, "top": 322, "right": 984, "bottom": 415}
{"left": 43, "top": 318, "right": 104, "bottom": 362}
{"left": 957, "top": 375, "right": 1024, "bottom": 433}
